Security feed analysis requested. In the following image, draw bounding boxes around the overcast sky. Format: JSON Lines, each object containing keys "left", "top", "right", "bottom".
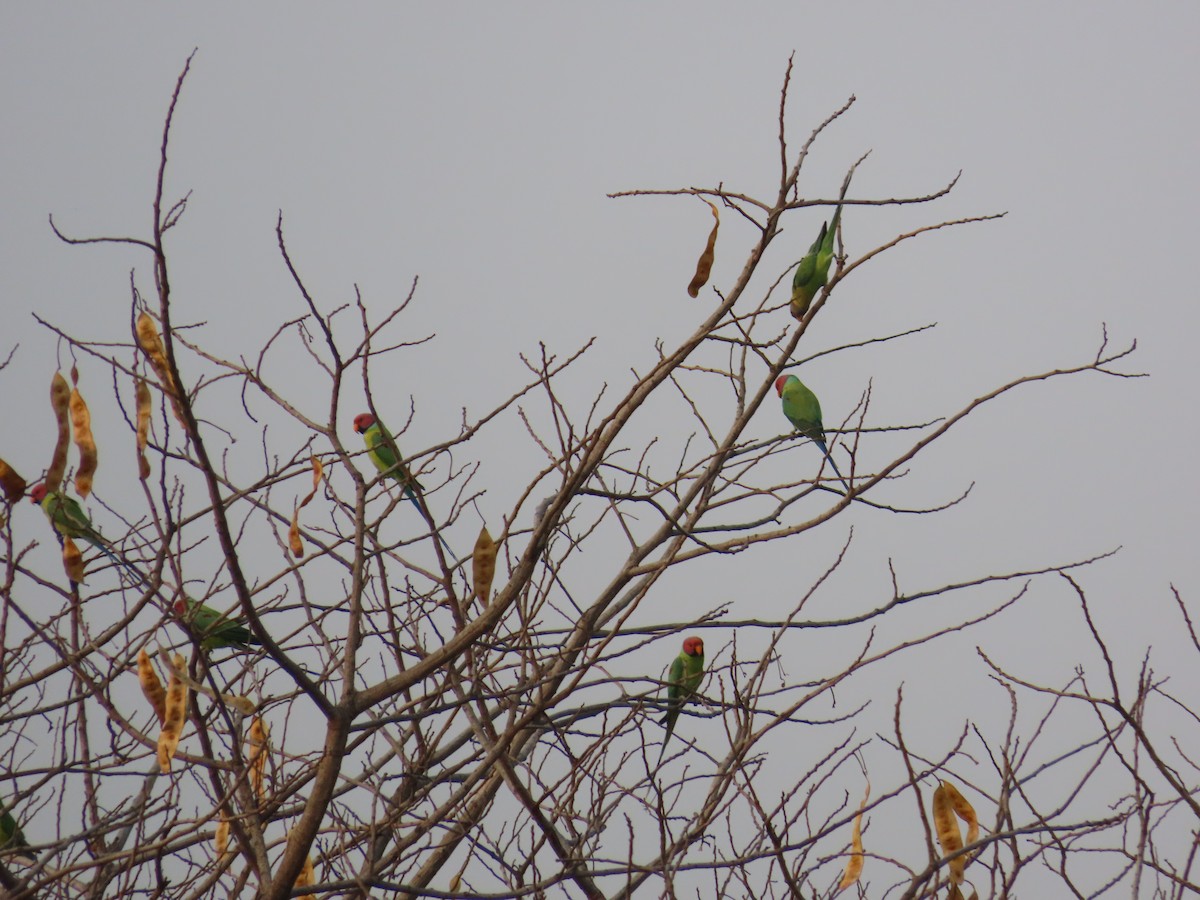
{"left": 2, "top": 3, "right": 1198, "bottom": 890}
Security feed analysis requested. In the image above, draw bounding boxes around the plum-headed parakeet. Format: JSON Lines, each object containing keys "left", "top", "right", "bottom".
{"left": 353, "top": 413, "right": 423, "bottom": 514}
{"left": 775, "top": 374, "right": 849, "bottom": 489}
{"left": 29, "top": 483, "right": 141, "bottom": 579}
{"left": 0, "top": 801, "right": 35, "bottom": 862}
{"left": 173, "top": 598, "right": 259, "bottom": 651}
{"left": 660, "top": 635, "right": 706, "bottom": 756}
{"left": 789, "top": 205, "right": 841, "bottom": 320}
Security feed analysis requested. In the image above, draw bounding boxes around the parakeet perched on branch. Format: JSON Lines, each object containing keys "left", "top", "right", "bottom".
{"left": 0, "top": 801, "right": 35, "bottom": 862}
{"left": 353, "top": 412, "right": 457, "bottom": 560}
{"left": 173, "top": 598, "right": 259, "bottom": 651}
{"left": 660, "top": 635, "right": 706, "bottom": 761}
{"left": 29, "top": 483, "right": 143, "bottom": 580}
{"left": 353, "top": 413, "right": 423, "bottom": 513}
{"left": 775, "top": 374, "right": 849, "bottom": 489}
{"left": 790, "top": 205, "right": 841, "bottom": 320}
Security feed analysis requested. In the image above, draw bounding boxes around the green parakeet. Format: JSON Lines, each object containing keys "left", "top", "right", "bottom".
{"left": 29, "top": 483, "right": 142, "bottom": 580}
{"left": 353, "top": 413, "right": 423, "bottom": 514}
{"left": 173, "top": 598, "right": 259, "bottom": 651}
{"left": 789, "top": 204, "right": 841, "bottom": 320}
{"left": 660, "top": 635, "right": 706, "bottom": 756}
{"left": 353, "top": 412, "right": 456, "bottom": 558}
{"left": 775, "top": 374, "right": 849, "bottom": 489}
{"left": 0, "top": 801, "right": 35, "bottom": 862}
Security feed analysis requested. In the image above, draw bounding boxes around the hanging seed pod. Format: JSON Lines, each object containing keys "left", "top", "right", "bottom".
{"left": 687, "top": 199, "right": 720, "bottom": 297}
{"left": 135, "top": 378, "right": 152, "bottom": 480}
{"left": 932, "top": 781, "right": 965, "bottom": 884}
{"left": 214, "top": 815, "right": 230, "bottom": 858}
{"left": 157, "top": 653, "right": 189, "bottom": 772}
{"left": 472, "top": 525, "right": 497, "bottom": 605}
{"left": 136, "top": 312, "right": 187, "bottom": 429}
{"left": 69, "top": 379, "right": 98, "bottom": 498}
{"left": 288, "top": 457, "right": 323, "bottom": 558}
{"left": 62, "top": 536, "right": 85, "bottom": 584}
{"left": 836, "top": 780, "right": 870, "bottom": 892}
{"left": 0, "top": 457, "right": 27, "bottom": 503}
{"left": 137, "top": 648, "right": 167, "bottom": 725}
{"left": 247, "top": 716, "right": 270, "bottom": 800}
{"left": 46, "top": 372, "right": 71, "bottom": 493}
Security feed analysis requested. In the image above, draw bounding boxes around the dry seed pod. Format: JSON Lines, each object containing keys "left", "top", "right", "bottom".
{"left": 687, "top": 199, "right": 720, "bottom": 297}
{"left": 137, "top": 648, "right": 167, "bottom": 725}
{"left": 70, "top": 385, "right": 98, "bottom": 497}
{"left": 940, "top": 780, "right": 979, "bottom": 846}
{"left": 214, "top": 816, "right": 230, "bottom": 857}
{"left": 0, "top": 457, "right": 27, "bottom": 503}
{"left": 932, "top": 781, "right": 965, "bottom": 884}
{"left": 62, "top": 536, "right": 85, "bottom": 584}
{"left": 46, "top": 372, "right": 71, "bottom": 493}
{"left": 288, "top": 456, "right": 324, "bottom": 558}
{"left": 472, "top": 525, "right": 497, "bottom": 605}
{"left": 291, "top": 829, "right": 316, "bottom": 900}
{"left": 135, "top": 378, "right": 152, "bottom": 480}
{"left": 836, "top": 780, "right": 870, "bottom": 892}
{"left": 157, "top": 653, "right": 189, "bottom": 773}
{"left": 136, "top": 312, "right": 187, "bottom": 428}
{"left": 247, "top": 716, "right": 270, "bottom": 800}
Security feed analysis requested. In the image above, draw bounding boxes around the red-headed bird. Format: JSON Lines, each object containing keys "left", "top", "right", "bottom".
{"left": 659, "top": 635, "right": 706, "bottom": 762}
{"left": 775, "top": 374, "right": 849, "bottom": 490}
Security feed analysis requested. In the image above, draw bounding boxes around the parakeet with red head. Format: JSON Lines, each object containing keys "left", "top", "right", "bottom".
{"left": 353, "top": 412, "right": 422, "bottom": 514}
{"left": 775, "top": 374, "right": 849, "bottom": 490}
{"left": 660, "top": 635, "right": 706, "bottom": 756}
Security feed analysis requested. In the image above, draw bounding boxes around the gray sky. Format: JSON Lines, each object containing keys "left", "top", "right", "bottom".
{"left": 3, "top": 2, "right": 1198, "bottom": 891}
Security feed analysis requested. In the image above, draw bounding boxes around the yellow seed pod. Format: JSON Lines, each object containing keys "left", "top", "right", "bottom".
{"left": 46, "top": 372, "right": 72, "bottom": 493}
{"left": 135, "top": 312, "right": 167, "bottom": 366}
{"left": 70, "top": 384, "right": 98, "bottom": 498}
{"left": 291, "top": 827, "right": 316, "bottom": 900}
{"left": 137, "top": 648, "right": 167, "bottom": 725}
{"left": 247, "top": 716, "right": 270, "bottom": 800}
{"left": 940, "top": 780, "right": 979, "bottom": 848}
{"left": 289, "top": 456, "right": 323, "bottom": 558}
{"left": 687, "top": 199, "right": 720, "bottom": 298}
{"left": 157, "top": 653, "right": 189, "bottom": 773}
{"left": 932, "top": 782, "right": 965, "bottom": 884}
{"left": 136, "top": 312, "right": 187, "bottom": 429}
{"left": 0, "top": 457, "right": 27, "bottom": 503}
{"left": 62, "top": 536, "right": 85, "bottom": 584}
{"left": 837, "top": 781, "right": 870, "bottom": 892}
{"left": 472, "top": 525, "right": 497, "bottom": 605}
{"left": 135, "top": 378, "right": 152, "bottom": 480}
{"left": 214, "top": 816, "right": 230, "bottom": 857}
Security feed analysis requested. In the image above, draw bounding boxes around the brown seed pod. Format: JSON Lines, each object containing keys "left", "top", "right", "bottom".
{"left": 70, "top": 384, "right": 98, "bottom": 498}
{"left": 687, "top": 199, "right": 720, "bottom": 298}
{"left": 0, "top": 457, "right": 27, "bottom": 503}
{"left": 472, "top": 525, "right": 497, "bottom": 605}
{"left": 46, "top": 372, "right": 71, "bottom": 493}
{"left": 157, "top": 653, "right": 189, "bottom": 772}
{"left": 137, "top": 648, "right": 167, "bottom": 725}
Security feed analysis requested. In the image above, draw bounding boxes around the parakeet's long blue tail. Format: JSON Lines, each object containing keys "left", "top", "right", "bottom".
{"left": 814, "top": 441, "right": 851, "bottom": 492}
{"left": 90, "top": 540, "right": 149, "bottom": 586}
{"left": 402, "top": 487, "right": 458, "bottom": 563}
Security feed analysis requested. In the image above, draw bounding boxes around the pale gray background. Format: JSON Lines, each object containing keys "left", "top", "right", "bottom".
{"left": 2, "top": 2, "right": 1197, "bottom": 889}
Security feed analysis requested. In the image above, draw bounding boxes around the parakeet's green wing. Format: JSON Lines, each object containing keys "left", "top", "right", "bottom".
{"left": 781, "top": 379, "right": 825, "bottom": 445}
{"left": 0, "top": 806, "right": 34, "bottom": 860}
{"left": 183, "top": 599, "right": 258, "bottom": 650}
